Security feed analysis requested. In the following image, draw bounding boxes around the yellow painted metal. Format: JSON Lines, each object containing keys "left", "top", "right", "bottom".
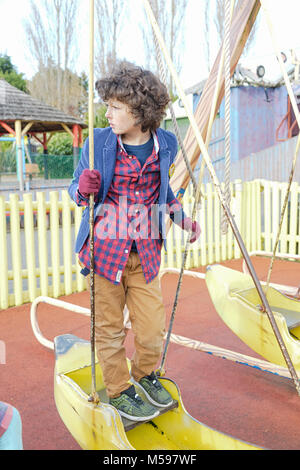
{"left": 0, "top": 195, "right": 9, "bottom": 309}
{"left": 233, "top": 181, "right": 242, "bottom": 259}
{"left": 289, "top": 182, "right": 298, "bottom": 255}
{"left": 280, "top": 182, "right": 289, "bottom": 254}
{"left": 37, "top": 192, "right": 48, "bottom": 297}
{"left": 54, "top": 334, "right": 260, "bottom": 450}
{"left": 10, "top": 193, "right": 23, "bottom": 306}
{"left": 206, "top": 264, "right": 300, "bottom": 369}
{"left": 50, "top": 191, "right": 61, "bottom": 298}
{"left": 23, "top": 193, "right": 37, "bottom": 301}
{"left": 62, "top": 190, "right": 73, "bottom": 295}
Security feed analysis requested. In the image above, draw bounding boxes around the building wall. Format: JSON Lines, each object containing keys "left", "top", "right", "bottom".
{"left": 194, "top": 85, "right": 288, "bottom": 163}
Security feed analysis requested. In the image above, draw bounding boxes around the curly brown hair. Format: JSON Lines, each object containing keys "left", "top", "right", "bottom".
{"left": 95, "top": 61, "right": 170, "bottom": 132}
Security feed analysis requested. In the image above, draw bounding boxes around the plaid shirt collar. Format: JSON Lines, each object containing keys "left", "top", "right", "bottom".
{"left": 116, "top": 130, "right": 159, "bottom": 156}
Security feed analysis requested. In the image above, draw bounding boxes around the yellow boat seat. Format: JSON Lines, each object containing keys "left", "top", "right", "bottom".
{"left": 268, "top": 306, "right": 300, "bottom": 333}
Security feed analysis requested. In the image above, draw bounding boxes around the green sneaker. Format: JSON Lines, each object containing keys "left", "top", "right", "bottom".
{"left": 132, "top": 372, "right": 173, "bottom": 408}
{"left": 109, "top": 385, "right": 159, "bottom": 422}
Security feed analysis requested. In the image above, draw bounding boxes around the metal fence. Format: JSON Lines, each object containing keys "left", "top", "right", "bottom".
{"left": 202, "top": 135, "right": 300, "bottom": 183}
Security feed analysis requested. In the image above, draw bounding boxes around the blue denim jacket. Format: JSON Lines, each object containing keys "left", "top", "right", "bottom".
{"left": 68, "top": 127, "right": 185, "bottom": 252}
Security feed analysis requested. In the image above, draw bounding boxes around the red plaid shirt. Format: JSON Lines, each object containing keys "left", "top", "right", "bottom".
{"left": 77, "top": 132, "right": 179, "bottom": 284}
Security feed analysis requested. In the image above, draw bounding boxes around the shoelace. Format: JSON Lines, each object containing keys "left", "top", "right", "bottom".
{"left": 146, "top": 373, "right": 161, "bottom": 389}
{"left": 122, "top": 386, "right": 145, "bottom": 405}
{"left": 133, "top": 394, "right": 144, "bottom": 405}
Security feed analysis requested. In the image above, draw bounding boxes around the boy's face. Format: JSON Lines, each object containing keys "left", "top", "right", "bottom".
{"left": 105, "top": 99, "right": 140, "bottom": 136}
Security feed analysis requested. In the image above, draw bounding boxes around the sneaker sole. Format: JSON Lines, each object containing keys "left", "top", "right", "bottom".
{"left": 113, "top": 407, "right": 159, "bottom": 422}
{"left": 131, "top": 377, "right": 173, "bottom": 408}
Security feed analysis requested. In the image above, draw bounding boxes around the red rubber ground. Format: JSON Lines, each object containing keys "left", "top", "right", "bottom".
{"left": 1, "top": 257, "right": 300, "bottom": 450}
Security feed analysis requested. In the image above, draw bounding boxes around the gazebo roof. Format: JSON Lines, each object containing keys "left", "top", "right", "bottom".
{"left": 0, "top": 79, "right": 87, "bottom": 133}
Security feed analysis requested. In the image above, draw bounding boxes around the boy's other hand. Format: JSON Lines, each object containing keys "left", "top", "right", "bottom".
{"left": 78, "top": 169, "right": 101, "bottom": 198}
{"left": 182, "top": 217, "right": 201, "bottom": 243}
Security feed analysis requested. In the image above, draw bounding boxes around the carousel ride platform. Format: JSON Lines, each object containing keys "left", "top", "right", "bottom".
{"left": 1, "top": 256, "right": 300, "bottom": 450}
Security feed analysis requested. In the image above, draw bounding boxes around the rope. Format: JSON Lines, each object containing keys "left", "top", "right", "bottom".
{"left": 88, "top": 0, "right": 99, "bottom": 405}
{"left": 149, "top": 18, "right": 203, "bottom": 375}
{"left": 152, "top": 34, "right": 198, "bottom": 198}
{"left": 221, "top": 0, "right": 231, "bottom": 234}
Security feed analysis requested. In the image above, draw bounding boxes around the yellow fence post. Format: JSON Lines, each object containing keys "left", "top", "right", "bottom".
{"left": 206, "top": 183, "right": 214, "bottom": 264}
{"left": 23, "top": 193, "right": 37, "bottom": 302}
{"left": 279, "top": 181, "right": 289, "bottom": 254}
{"left": 214, "top": 186, "right": 221, "bottom": 263}
{"left": 50, "top": 191, "right": 61, "bottom": 298}
{"left": 233, "top": 180, "right": 242, "bottom": 258}
{"left": 200, "top": 186, "right": 207, "bottom": 266}
{"left": 263, "top": 181, "right": 271, "bottom": 252}
{"left": 62, "top": 190, "right": 73, "bottom": 295}
{"left": 0, "top": 195, "right": 9, "bottom": 309}
{"left": 10, "top": 193, "right": 23, "bottom": 306}
{"left": 37, "top": 192, "right": 49, "bottom": 297}
{"left": 289, "top": 182, "right": 298, "bottom": 255}
{"left": 227, "top": 182, "right": 234, "bottom": 260}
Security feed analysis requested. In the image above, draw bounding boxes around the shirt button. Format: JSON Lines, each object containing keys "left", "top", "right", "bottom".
{"left": 135, "top": 191, "right": 139, "bottom": 195}
{"left": 125, "top": 249, "right": 129, "bottom": 253}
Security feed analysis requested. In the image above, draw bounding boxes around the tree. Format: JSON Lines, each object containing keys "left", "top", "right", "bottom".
{"left": 95, "top": 0, "right": 125, "bottom": 78}
{"left": 0, "top": 54, "right": 28, "bottom": 92}
{"left": 28, "top": 64, "right": 88, "bottom": 118}
{"left": 24, "top": 0, "right": 82, "bottom": 114}
{"left": 141, "top": 0, "right": 188, "bottom": 97}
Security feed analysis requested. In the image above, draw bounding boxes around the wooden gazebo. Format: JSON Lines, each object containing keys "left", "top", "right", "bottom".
{"left": 0, "top": 79, "right": 87, "bottom": 190}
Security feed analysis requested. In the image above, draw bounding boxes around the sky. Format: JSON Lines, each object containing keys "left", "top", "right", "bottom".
{"left": 0, "top": 0, "right": 300, "bottom": 89}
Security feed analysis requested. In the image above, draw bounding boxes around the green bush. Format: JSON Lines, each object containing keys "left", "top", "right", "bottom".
{"left": 0, "top": 149, "right": 17, "bottom": 173}
{"left": 47, "top": 133, "right": 73, "bottom": 155}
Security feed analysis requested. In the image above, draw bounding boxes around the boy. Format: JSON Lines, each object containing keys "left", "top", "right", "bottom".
{"left": 69, "top": 61, "right": 200, "bottom": 422}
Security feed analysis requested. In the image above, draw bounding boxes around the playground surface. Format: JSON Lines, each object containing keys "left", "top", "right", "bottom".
{"left": 1, "top": 256, "right": 300, "bottom": 451}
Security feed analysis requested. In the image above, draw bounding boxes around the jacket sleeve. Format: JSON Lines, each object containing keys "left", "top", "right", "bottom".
{"left": 165, "top": 133, "right": 188, "bottom": 226}
{"left": 166, "top": 185, "right": 187, "bottom": 226}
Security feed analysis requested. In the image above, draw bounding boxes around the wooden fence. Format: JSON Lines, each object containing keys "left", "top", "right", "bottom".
{"left": 1, "top": 179, "right": 299, "bottom": 309}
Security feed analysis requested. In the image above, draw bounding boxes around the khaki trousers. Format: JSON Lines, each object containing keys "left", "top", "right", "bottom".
{"left": 85, "top": 252, "right": 166, "bottom": 398}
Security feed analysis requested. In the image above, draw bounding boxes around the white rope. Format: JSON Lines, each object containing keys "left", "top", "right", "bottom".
{"left": 152, "top": 33, "right": 198, "bottom": 197}
{"left": 221, "top": 0, "right": 232, "bottom": 234}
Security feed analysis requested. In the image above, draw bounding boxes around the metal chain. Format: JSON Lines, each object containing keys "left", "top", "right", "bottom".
{"left": 151, "top": 29, "right": 202, "bottom": 374}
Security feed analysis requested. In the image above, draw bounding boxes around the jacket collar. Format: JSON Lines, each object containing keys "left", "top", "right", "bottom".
{"left": 103, "top": 127, "right": 167, "bottom": 152}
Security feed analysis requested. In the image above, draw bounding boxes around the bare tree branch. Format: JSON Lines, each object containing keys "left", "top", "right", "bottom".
{"left": 141, "top": 0, "right": 188, "bottom": 96}
{"left": 95, "top": 0, "right": 125, "bottom": 78}
{"left": 24, "top": 0, "right": 82, "bottom": 116}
